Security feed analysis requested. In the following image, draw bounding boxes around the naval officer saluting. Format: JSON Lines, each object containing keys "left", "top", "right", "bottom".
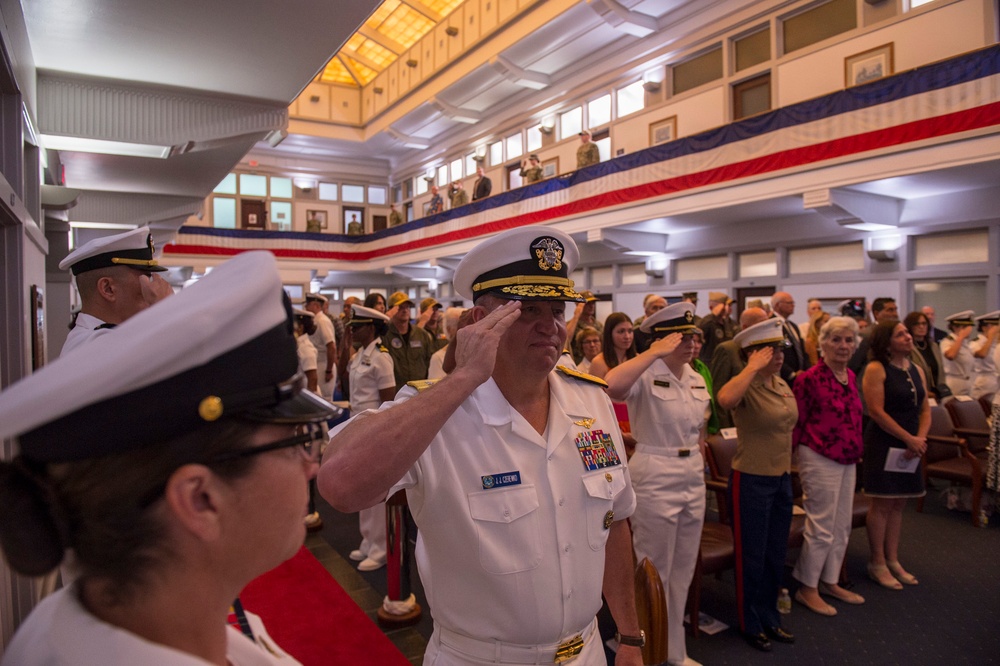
{"left": 320, "top": 226, "right": 643, "bottom": 665}
{"left": 59, "top": 226, "right": 174, "bottom": 356}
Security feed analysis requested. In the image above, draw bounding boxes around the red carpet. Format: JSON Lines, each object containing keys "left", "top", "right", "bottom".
{"left": 240, "top": 547, "right": 410, "bottom": 665}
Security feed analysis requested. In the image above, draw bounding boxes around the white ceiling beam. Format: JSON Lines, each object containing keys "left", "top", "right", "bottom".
{"left": 586, "top": 0, "right": 659, "bottom": 38}
{"left": 585, "top": 228, "right": 667, "bottom": 254}
{"left": 490, "top": 55, "right": 550, "bottom": 90}
{"left": 385, "top": 127, "right": 431, "bottom": 149}
{"left": 804, "top": 188, "right": 902, "bottom": 231}
{"left": 431, "top": 98, "right": 482, "bottom": 124}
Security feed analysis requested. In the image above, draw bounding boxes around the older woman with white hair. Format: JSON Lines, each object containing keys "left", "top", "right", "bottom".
{"left": 791, "top": 316, "right": 865, "bottom": 616}
{"left": 428, "top": 307, "right": 465, "bottom": 379}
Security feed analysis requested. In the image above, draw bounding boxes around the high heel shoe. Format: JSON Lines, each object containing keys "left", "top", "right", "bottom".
{"left": 868, "top": 563, "right": 903, "bottom": 590}
{"left": 886, "top": 561, "right": 918, "bottom": 585}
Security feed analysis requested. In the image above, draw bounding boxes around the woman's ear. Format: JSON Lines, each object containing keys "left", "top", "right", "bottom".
{"left": 162, "top": 464, "right": 224, "bottom": 542}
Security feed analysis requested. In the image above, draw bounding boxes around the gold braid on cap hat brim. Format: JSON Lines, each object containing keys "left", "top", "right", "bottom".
{"left": 473, "top": 275, "right": 584, "bottom": 301}
{"left": 741, "top": 334, "right": 786, "bottom": 348}
{"left": 651, "top": 324, "right": 700, "bottom": 334}
{"left": 112, "top": 257, "right": 162, "bottom": 268}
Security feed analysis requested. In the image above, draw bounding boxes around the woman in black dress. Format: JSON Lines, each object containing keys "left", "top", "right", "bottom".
{"left": 862, "top": 321, "right": 930, "bottom": 590}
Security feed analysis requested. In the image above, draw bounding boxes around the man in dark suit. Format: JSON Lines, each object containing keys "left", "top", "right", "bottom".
{"left": 921, "top": 305, "right": 948, "bottom": 344}
{"left": 710, "top": 307, "right": 768, "bottom": 429}
{"left": 472, "top": 166, "right": 492, "bottom": 201}
{"left": 771, "top": 291, "right": 809, "bottom": 385}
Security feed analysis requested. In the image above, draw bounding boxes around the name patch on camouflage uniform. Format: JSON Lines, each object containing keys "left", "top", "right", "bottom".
{"left": 575, "top": 430, "right": 622, "bottom": 471}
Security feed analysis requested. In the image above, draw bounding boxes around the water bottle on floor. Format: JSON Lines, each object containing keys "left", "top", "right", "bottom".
{"left": 777, "top": 588, "right": 792, "bottom": 614}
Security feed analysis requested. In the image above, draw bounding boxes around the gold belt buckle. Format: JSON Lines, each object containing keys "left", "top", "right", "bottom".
{"left": 554, "top": 634, "right": 585, "bottom": 663}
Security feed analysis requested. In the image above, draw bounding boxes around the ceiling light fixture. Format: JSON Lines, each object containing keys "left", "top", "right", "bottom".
{"left": 41, "top": 134, "right": 172, "bottom": 159}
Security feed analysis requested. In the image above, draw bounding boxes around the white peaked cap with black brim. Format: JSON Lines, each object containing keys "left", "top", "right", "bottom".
{"left": 0, "top": 251, "right": 336, "bottom": 463}
{"left": 58, "top": 226, "right": 168, "bottom": 275}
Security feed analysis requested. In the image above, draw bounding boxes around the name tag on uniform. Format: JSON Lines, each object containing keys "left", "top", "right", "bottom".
{"left": 654, "top": 380, "right": 670, "bottom": 388}
{"left": 410, "top": 340, "right": 423, "bottom": 348}
{"left": 482, "top": 471, "right": 521, "bottom": 489}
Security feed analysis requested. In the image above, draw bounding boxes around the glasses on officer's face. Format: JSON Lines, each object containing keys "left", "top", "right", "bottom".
{"left": 210, "top": 423, "right": 325, "bottom": 464}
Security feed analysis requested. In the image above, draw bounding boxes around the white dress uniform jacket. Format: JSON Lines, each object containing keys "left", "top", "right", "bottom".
{"left": 296, "top": 334, "right": 318, "bottom": 375}
{"left": 61, "top": 313, "right": 112, "bottom": 356}
{"left": 369, "top": 368, "right": 635, "bottom": 661}
{"left": 970, "top": 336, "right": 998, "bottom": 399}
{"left": 2, "top": 586, "right": 291, "bottom": 666}
{"left": 941, "top": 334, "right": 975, "bottom": 397}
{"left": 348, "top": 338, "right": 396, "bottom": 564}
{"left": 622, "top": 360, "right": 708, "bottom": 666}
{"left": 308, "top": 314, "right": 337, "bottom": 399}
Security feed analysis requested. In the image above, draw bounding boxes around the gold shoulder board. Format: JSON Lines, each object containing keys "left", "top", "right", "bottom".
{"left": 555, "top": 364, "right": 609, "bottom": 388}
{"left": 379, "top": 345, "right": 389, "bottom": 353}
{"left": 406, "top": 379, "right": 440, "bottom": 391}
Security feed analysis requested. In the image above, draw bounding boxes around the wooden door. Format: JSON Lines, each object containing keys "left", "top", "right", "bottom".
{"left": 241, "top": 199, "right": 267, "bottom": 229}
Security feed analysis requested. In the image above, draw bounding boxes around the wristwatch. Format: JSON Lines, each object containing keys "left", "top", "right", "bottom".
{"left": 614, "top": 629, "right": 645, "bottom": 647}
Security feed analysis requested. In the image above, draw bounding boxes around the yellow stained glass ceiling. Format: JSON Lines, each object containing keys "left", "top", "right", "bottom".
{"left": 318, "top": 0, "right": 464, "bottom": 87}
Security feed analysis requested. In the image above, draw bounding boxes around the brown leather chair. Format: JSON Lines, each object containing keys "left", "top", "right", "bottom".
{"left": 945, "top": 398, "right": 990, "bottom": 460}
{"left": 634, "top": 557, "right": 668, "bottom": 664}
{"left": 978, "top": 392, "right": 994, "bottom": 417}
{"left": 919, "top": 405, "right": 986, "bottom": 526}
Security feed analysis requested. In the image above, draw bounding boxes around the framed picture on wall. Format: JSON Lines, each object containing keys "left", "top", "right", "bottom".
{"left": 305, "top": 210, "right": 327, "bottom": 232}
{"left": 30, "top": 285, "right": 44, "bottom": 370}
{"left": 648, "top": 116, "right": 678, "bottom": 146}
{"left": 845, "top": 43, "right": 894, "bottom": 88}
{"left": 542, "top": 158, "right": 559, "bottom": 179}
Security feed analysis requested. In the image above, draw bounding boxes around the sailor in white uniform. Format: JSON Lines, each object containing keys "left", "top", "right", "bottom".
{"left": 320, "top": 226, "right": 645, "bottom": 666}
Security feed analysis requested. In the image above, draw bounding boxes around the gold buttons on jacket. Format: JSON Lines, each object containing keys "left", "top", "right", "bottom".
{"left": 603, "top": 510, "right": 614, "bottom": 529}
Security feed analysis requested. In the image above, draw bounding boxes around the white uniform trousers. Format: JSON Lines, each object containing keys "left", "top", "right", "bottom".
{"left": 628, "top": 449, "right": 705, "bottom": 666}
{"left": 424, "top": 618, "right": 604, "bottom": 666}
{"left": 792, "top": 445, "right": 856, "bottom": 587}
{"left": 317, "top": 362, "right": 337, "bottom": 400}
{"left": 358, "top": 501, "right": 387, "bottom": 563}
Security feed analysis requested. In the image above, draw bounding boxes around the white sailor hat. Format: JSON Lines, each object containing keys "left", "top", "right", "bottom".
{"left": 292, "top": 307, "right": 315, "bottom": 319}
{"left": 640, "top": 302, "right": 698, "bottom": 336}
{"left": 453, "top": 226, "right": 584, "bottom": 302}
{"left": 58, "top": 226, "right": 168, "bottom": 275}
{"left": 304, "top": 293, "right": 328, "bottom": 305}
{"left": 946, "top": 310, "right": 975, "bottom": 327}
{"left": 0, "top": 252, "right": 336, "bottom": 463}
{"left": 733, "top": 318, "right": 788, "bottom": 350}
{"left": 975, "top": 311, "right": 1000, "bottom": 325}
{"left": 347, "top": 305, "right": 390, "bottom": 326}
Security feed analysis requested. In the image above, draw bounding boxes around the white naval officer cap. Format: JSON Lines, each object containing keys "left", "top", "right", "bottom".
{"left": 347, "top": 305, "right": 390, "bottom": 326}
{"left": 975, "top": 311, "right": 1000, "bottom": 325}
{"left": 304, "top": 292, "right": 328, "bottom": 305}
{"left": 0, "top": 251, "right": 336, "bottom": 463}
{"left": 945, "top": 310, "right": 975, "bottom": 327}
{"left": 453, "top": 226, "right": 584, "bottom": 302}
{"left": 292, "top": 307, "right": 315, "bottom": 319}
{"left": 733, "top": 318, "right": 788, "bottom": 350}
{"left": 639, "top": 302, "right": 699, "bottom": 336}
{"left": 58, "top": 226, "right": 168, "bottom": 275}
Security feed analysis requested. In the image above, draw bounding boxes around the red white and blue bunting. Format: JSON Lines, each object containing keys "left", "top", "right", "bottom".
{"left": 165, "top": 45, "right": 1000, "bottom": 264}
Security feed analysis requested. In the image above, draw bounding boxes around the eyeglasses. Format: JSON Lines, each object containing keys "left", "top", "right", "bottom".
{"left": 210, "top": 423, "right": 325, "bottom": 464}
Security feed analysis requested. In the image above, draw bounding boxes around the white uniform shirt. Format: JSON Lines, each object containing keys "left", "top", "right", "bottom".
{"left": 61, "top": 313, "right": 112, "bottom": 356}
{"left": 348, "top": 338, "right": 395, "bottom": 412}
{"left": 623, "top": 360, "right": 710, "bottom": 451}
{"left": 309, "top": 314, "right": 337, "bottom": 368}
{"left": 296, "top": 334, "right": 318, "bottom": 374}
{"left": 941, "top": 334, "right": 975, "bottom": 395}
{"left": 970, "top": 336, "right": 998, "bottom": 397}
{"left": 375, "top": 369, "right": 635, "bottom": 645}
{"left": 2, "top": 586, "right": 288, "bottom": 666}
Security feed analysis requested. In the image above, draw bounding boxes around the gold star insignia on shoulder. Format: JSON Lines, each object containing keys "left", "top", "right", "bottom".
{"left": 574, "top": 417, "right": 596, "bottom": 428}
{"left": 555, "top": 364, "right": 609, "bottom": 388}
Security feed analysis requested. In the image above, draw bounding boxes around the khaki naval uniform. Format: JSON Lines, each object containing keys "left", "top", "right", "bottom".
{"left": 623, "top": 360, "right": 708, "bottom": 666}
{"left": 348, "top": 338, "right": 396, "bottom": 564}
{"left": 377, "top": 368, "right": 635, "bottom": 665}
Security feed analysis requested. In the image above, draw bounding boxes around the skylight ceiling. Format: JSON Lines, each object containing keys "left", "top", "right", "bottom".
{"left": 318, "top": 0, "right": 464, "bottom": 86}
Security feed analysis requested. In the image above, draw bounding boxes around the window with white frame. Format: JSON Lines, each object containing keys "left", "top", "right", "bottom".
{"left": 616, "top": 82, "right": 644, "bottom": 117}
{"left": 560, "top": 106, "right": 582, "bottom": 138}
{"left": 526, "top": 124, "right": 543, "bottom": 152}
{"left": 588, "top": 94, "right": 611, "bottom": 128}
{"left": 506, "top": 132, "right": 523, "bottom": 160}
{"left": 342, "top": 184, "right": 365, "bottom": 203}
{"left": 450, "top": 158, "right": 463, "bottom": 181}
{"left": 489, "top": 141, "right": 503, "bottom": 166}
{"left": 318, "top": 182, "right": 338, "bottom": 201}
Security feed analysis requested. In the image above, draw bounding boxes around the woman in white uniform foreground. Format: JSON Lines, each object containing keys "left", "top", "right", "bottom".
{"left": 0, "top": 252, "right": 334, "bottom": 666}
{"left": 606, "top": 302, "right": 707, "bottom": 666}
